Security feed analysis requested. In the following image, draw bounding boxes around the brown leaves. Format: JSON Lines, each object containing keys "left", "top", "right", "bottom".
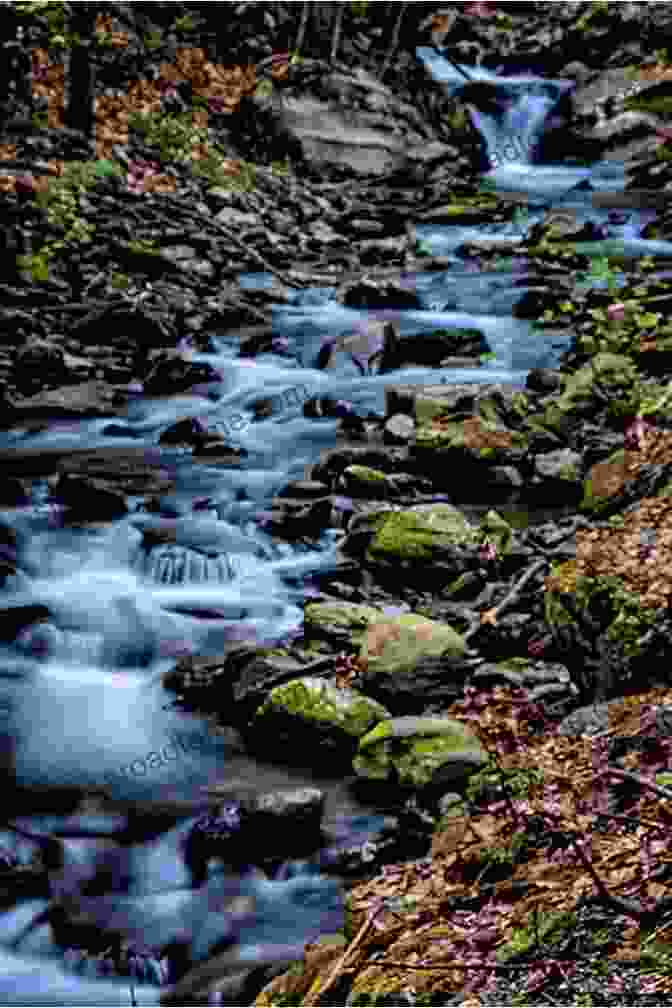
{"left": 479, "top": 607, "right": 498, "bottom": 627}
{"left": 364, "top": 620, "right": 402, "bottom": 658}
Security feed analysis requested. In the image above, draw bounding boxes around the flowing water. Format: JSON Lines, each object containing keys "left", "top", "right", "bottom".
{"left": 2, "top": 52, "right": 672, "bottom": 1003}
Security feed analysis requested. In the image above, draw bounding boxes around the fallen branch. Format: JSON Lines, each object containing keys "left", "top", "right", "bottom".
{"left": 302, "top": 903, "right": 380, "bottom": 1007}
{"left": 463, "top": 558, "right": 549, "bottom": 644}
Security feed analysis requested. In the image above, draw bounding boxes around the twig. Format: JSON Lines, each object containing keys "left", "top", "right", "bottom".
{"left": 602, "top": 763, "right": 672, "bottom": 804}
{"left": 379, "top": 2, "right": 408, "bottom": 79}
{"left": 302, "top": 905, "right": 380, "bottom": 1006}
{"left": 463, "top": 558, "right": 549, "bottom": 645}
{"left": 294, "top": 1, "right": 310, "bottom": 57}
{"left": 164, "top": 204, "right": 308, "bottom": 290}
{"left": 330, "top": 3, "right": 344, "bottom": 66}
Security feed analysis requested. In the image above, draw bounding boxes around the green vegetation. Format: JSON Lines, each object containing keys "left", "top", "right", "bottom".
{"left": 16, "top": 159, "right": 104, "bottom": 282}
{"left": 171, "top": 13, "right": 197, "bottom": 34}
{"left": 127, "top": 109, "right": 210, "bottom": 164}
{"left": 125, "top": 238, "right": 161, "bottom": 256}
{"left": 143, "top": 30, "right": 163, "bottom": 50}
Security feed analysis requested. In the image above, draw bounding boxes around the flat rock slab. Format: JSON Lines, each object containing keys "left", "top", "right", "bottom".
{"left": 0, "top": 447, "right": 175, "bottom": 493}
{"left": 386, "top": 382, "right": 527, "bottom": 419}
{"left": 7, "top": 382, "right": 129, "bottom": 420}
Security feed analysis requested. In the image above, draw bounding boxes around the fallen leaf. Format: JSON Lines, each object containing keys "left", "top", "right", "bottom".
{"left": 479, "top": 608, "right": 498, "bottom": 626}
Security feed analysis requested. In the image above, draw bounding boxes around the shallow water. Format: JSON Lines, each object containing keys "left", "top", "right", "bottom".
{"left": 2, "top": 49, "right": 672, "bottom": 1002}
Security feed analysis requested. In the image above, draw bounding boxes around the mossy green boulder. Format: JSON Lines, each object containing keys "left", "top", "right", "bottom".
{"left": 365, "top": 503, "right": 479, "bottom": 565}
{"left": 353, "top": 715, "right": 487, "bottom": 789}
{"left": 339, "top": 464, "right": 394, "bottom": 499}
{"left": 363, "top": 503, "right": 513, "bottom": 570}
{"left": 415, "top": 411, "right": 529, "bottom": 465}
{"left": 303, "top": 601, "right": 383, "bottom": 652}
{"left": 478, "top": 509, "right": 514, "bottom": 555}
{"left": 359, "top": 611, "right": 467, "bottom": 683}
{"left": 253, "top": 676, "right": 391, "bottom": 754}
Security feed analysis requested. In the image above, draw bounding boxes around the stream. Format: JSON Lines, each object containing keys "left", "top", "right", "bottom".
{"left": 2, "top": 51, "right": 672, "bottom": 1004}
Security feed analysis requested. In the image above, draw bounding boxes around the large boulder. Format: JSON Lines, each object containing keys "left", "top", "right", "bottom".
{"left": 250, "top": 66, "right": 455, "bottom": 178}
{"left": 248, "top": 675, "right": 391, "bottom": 768}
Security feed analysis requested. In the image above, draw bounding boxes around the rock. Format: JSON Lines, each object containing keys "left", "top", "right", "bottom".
{"left": 358, "top": 612, "right": 467, "bottom": 696}
{"left": 248, "top": 676, "right": 391, "bottom": 768}
{"left": 13, "top": 340, "right": 68, "bottom": 394}
{"left": 255, "top": 68, "right": 433, "bottom": 179}
{"left": 55, "top": 448, "right": 174, "bottom": 497}
{"left": 72, "top": 303, "right": 175, "bottom": 350}
{"left": 383, "top": 414, "right": 415, "bottom": 446}
{"left": 526, "top": 368, "right": 563, "bottom": 394}
{"left": 339, "top": 278, "right": 422, "bottom": 310}
{"left": 52, "top": 473, "right": 127, "bottom": 520}
{"left": 469, "top": 658, "right": 578, "bottom": 721}
{"left": 303, "top": 601, "right": 384, "bottom": 653}
{"left": 0, "top": 478, "right": 29, "bottom": 507}
{"left": 532, "top": 447, "right": 584, "bottom": 492}
{"left": 363, "top": 503, "right": 479, "bottom": 567}
{"left": 336, "top": 465, "right": 397, "bottom": 501}
{"left": 310, "top": 445, "right": 409, "bottom": 488}
{"left": 264, "top": 494, "right": 333, "bottom": 538}
{"left": 142, "top": 352, "right": 221, "bottom": 396}
{"left": 11, "top": 381, "right": 126, "bottom": 419}
{"left": 276, "top": 480, "right": 331, "bottom": 500}
{"left": 352, "top": 716, "right": 488, "bottom": 799}
{"left": 184, "top": 787, "right": 326, "bottom": 881}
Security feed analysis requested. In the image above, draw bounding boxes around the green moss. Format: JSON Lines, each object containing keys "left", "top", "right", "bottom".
{"left": 367, "top": 505, "right": 477, "bottom": 563}
{"left": 544, "top": 569, "right": 658, "bottom": 659}
{"left": 465, "top": 756, "right": 545, "bottom": 805}
{"left": 257, "top": 679, "right": 386, "bottom": 738}
{"left": 346, "top": 465, "right": 388, "bottom": 483}
{"left": 496, "top": 910, "right": 577, "bottom": 963}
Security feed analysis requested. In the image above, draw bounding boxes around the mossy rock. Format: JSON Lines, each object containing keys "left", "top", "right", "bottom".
{"left": 353, "top": 715, "right": 487, "bottom": 789}
{"left": 303, "top": 601, "right": 383, "bottom": 650}
{"left": 340, "top": 465, "right": 394, "bottom": 499}
{"left": 359, "top": 612, "right": 466, "bottom": 682}
{"left": 477, "top": 509, "right": 514, "bottom": 555}
{"left": 253, "top": 675, "right": 391, "bottom": 744}
{"left": 365, "top": 503, "right": 478, "bottom": 565}
{"left": 542, "top": 352, "right": 640, "bottom": 435}
{"left": 543, "top": 566, "right": 658, "bottom": 659}
{"left": 579, "top": 448, "right": 629, "bottom": 515}
{"left": 415, "top": 413, "right": 528, "bottom": 464}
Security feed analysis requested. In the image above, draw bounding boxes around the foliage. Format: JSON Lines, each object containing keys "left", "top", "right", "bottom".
{"left": 465, "top": 756, "right": 545, "bottom": 805}
{"left": 496, "top": 910, "right": 578, "bottom": 962}
{"left": 125, "top": 238, "right": 161, "bottom": 256}
{"left": 127, "top": 109, "right": 211, "bottom": 164}
{"left": 143, "top": 30, "right": 163, "bottom": 50}
{"left": 191, "top": 150, "right": 257, "bottom": 193}
{"left": 171, "top": 13, "right": 197, "bottom": 34}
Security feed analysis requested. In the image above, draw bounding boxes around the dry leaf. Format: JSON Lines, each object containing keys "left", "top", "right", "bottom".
{"left": 479, "top": 608, "right": 498, "bottom": 626}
